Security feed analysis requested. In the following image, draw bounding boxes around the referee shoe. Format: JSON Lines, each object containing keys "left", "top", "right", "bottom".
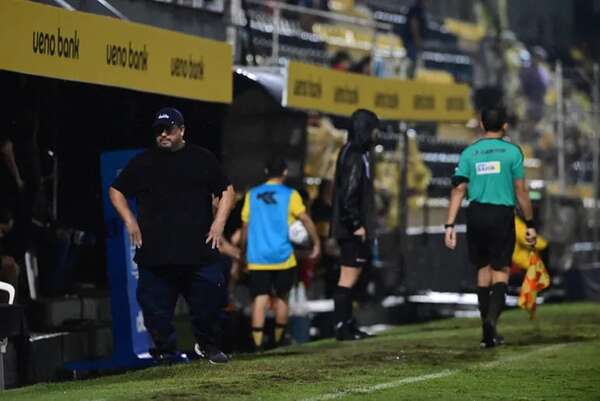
{"left": 480, "top": 322, "right": 497, "bottom": 348}
{"left": 336, "top": 320, "right": 374, "bottom": 341}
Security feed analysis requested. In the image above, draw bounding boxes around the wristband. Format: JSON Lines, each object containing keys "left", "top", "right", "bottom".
{"left": 444, "top": 224, "right": 455, "bottom": 229}
{"left": 525, "top": 219, "right": 535, "bottom": 229}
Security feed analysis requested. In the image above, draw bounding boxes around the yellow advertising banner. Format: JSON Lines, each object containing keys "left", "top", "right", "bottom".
{"left": 0, "top": 0, "right": 232, "bottom": 103}
{"left": 285, "top": 61, "right": 472, "bottom": 122}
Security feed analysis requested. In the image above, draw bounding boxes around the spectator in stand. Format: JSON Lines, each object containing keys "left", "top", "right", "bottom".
{"left": 396, "top": 0, "right": 428, "bottom": 79}
{"left": 519, "top": 46, "right": 550, "bottom": 124}
{"left": 351, "top": 56, "right": 372, "bottom": 75}
{"left": 331, "top": 51, "right": 353, "bottom": 72}
{"left": 297, "top": 0, "right": 330, "bottom": 32}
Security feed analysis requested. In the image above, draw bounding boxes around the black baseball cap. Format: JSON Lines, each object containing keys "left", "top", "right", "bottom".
{"left": 152, "top": 107, "right": 184, "bottom": 129}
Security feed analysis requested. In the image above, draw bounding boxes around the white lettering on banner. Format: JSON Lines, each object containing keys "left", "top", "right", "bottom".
{"left": 136, "top": 310, "right": 147, "bottom": 333}
{"left": 129, "top": 244, "right": 140, "bottom": 280}
{"left": 476, "top": 161, "right": 501, "bottom": 175}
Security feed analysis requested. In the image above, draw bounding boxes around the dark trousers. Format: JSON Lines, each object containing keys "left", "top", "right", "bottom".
{"left": 137, "top": 262, "right": 226, "bottom": 353}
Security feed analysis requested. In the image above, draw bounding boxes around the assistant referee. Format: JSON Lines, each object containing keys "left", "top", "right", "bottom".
{"left": 445, "top": 106, "right": 537, "bottom": 348}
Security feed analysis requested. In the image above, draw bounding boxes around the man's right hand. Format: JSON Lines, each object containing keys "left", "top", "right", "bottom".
{"left": 353, "top": 226, "right": 366, "bottom": 241}
{"left": 445, "top": 226, "right": 457, "bottom": 250}
{"left": 525, "top": 228, "right": 537, "bottom": 246}
{"left": 125, "top": 219, "right": 142, "bottom": 248}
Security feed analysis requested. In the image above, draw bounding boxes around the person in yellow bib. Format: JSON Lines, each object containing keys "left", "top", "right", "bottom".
{"left": 241, "top": 157, "right": 320, "bottom": 351}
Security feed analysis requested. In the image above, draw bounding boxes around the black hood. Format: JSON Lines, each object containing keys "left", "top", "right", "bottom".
{"left": 348, "top": 109, "right": 379, "bottom": 150}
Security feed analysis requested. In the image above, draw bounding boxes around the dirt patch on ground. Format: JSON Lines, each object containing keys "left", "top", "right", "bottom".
{"left": 510, "top": 334, "right": 593, "bottom": 347}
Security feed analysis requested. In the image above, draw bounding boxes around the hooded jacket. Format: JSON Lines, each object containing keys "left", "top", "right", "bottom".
{"left": 331, "top": 109, "right": 379, "bottom": 240}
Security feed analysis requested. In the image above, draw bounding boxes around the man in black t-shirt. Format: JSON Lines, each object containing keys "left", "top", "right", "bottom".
{"left": 109, "top": 108, "right": 235, "bottom": 364}
{"left": 396, "top": 0, "right": 427, "bottom": 78}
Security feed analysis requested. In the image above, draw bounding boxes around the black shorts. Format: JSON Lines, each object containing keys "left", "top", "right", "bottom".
{"left": 338, "top": 237, "right": 372, "bottom": 269}
{"left": 249, "top": 267, "right": 297, "bottom": 298}
{"left": 466, "top": 202, "right": 516, "bottom": 270}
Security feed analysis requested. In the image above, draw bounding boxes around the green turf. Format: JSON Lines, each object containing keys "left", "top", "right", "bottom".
{"left": 3, "top": 302, "right": 599, "bottom": 401}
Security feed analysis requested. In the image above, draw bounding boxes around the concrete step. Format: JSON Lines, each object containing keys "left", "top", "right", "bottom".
{"left": 29, "top": 296, "right": 111, "bottom": 330}
{"left": 3, "top": 325, "right": 112, "bottom": 387}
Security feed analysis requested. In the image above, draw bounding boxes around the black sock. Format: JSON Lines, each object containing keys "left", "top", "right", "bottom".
{"left": 334, "top": 286, "right": 353, "bottom": 328}
{"left": 486, "top": 283, "right": 507, "bottom": 325}
{"left": 476, "top": 286, "right": 491, "bottom": 323}
{"left": 251, "top": 327, "right": 264, "bottom": 348}
{"left": 275, "top": 323, "right": 286, "bottom": 343}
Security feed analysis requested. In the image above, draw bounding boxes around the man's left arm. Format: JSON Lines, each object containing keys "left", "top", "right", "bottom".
{"left": 207, "top": 185, "right": 236, "bottom": 249}
{"left": 445, "top": 151, "right": 470, "bottom": 250}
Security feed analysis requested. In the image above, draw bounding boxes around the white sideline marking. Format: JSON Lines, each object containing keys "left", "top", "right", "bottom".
{"left": 300, "top": 344, "right": 566, "bottom": 401}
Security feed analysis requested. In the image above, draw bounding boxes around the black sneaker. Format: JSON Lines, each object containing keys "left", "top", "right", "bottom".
{"left": 349, "top": 320, "right": 374, "bottom": 339}
{"left": 336, "top": 321, "right": 369, "bottom": 341}
{"left": 150, "top": 349, "right": 190, "bottom": 365}
{"left": 494, "top": 334, "right": 505, "bottom": 346}
{"left": 480, "top": 322, "right": 496, "bottom": 349}
{"left": 194, "top": 343, "right": 230, "bottom": 365}
{"left": 481, "top": 335, "right": 505, "bottom": 347}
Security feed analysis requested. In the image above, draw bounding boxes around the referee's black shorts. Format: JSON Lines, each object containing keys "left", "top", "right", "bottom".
{"left": 466, "top": 201, "right": 516, "bottom": 270}
{"left": 338, "top": 237, "right": 372, "bottom": 269}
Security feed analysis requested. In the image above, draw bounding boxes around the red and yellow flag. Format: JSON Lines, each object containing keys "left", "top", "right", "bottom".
{"left": 518, "top": 250, "right": 550, "bottom": 319}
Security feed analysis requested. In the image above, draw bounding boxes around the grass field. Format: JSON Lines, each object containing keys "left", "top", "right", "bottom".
{"left": 3, "top": 302, "right": 600, "bottom": 401}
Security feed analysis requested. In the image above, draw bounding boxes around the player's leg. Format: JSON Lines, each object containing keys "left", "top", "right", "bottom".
{"left": 477, "top": 266, "right": 493, "bottom": 321}
{"left": 334, "top": 265, "right": 361, "bottom": 332}
{"left": 334, "top": 238, "right": 373, "bottom": 340}
{"left": 485, "top": 208, "right": 516, "bottom": 346}
{"left": 272, "top": 267, "right": 296, "bottom": 346}
{"left": 467, "top": 203, "right": 495, "bottom": 347}
{"left": 249, "top": 271, "right": 271, "bottom": 351}
{"left": 486, "top": 266, "right": 509, "bottom": 345}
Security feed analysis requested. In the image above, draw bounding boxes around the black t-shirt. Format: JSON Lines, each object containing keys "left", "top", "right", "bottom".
{"left": 111, "top": 144, "right": 230, "bottom": 266}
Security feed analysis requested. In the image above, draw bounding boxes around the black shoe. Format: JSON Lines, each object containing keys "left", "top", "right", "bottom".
{"left": 275, "top": 334, "right": 292, "bottom": 348}
{"left": 252, "top": 341, "right": 265, "bottom": 354}
{"left": 494, "top": 334, "right": 505, "bottom": 346}
{"left": 336, "top": 321, "right": 370, "bottom": 341}
{"left": 349, "top": 320, "right": 374, "bottom": 339}
{"left": 194, "top": 343, "right": 230, "bottom": 364}
{"left": 336, "top": 327, "right": 363, "bottom": 341}
{"left": 150, "top": 349, "right": 190, "bottom": 365}
{"left": 481, "top": 335, "right": 505, "bottom": 347}
{"left": 480, "top": 322, "right": 496, "bottom": 349}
